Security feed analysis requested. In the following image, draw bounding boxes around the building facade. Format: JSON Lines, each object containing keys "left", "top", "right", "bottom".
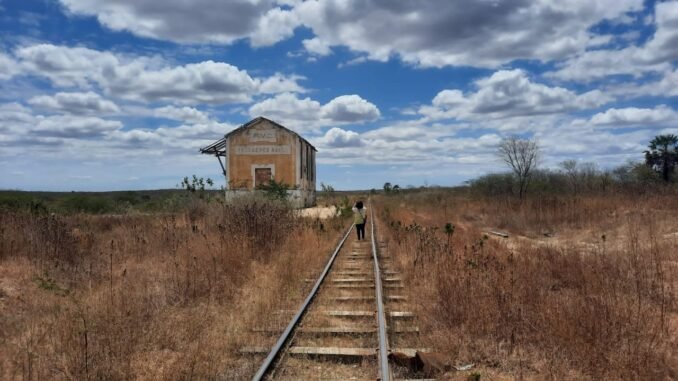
{"left": 200, "top": 117, "right": 317, "bottom": 208}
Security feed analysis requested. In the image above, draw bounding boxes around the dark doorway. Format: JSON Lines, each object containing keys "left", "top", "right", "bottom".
{"left": 255, "top": 167, "right": 272, "bottom": 188}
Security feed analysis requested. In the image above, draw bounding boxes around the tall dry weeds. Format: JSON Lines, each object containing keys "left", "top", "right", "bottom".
{"left": 0, "top": 196, "right": 346, "bottom": 380}
{"left": 378, "top": 192, "right": 677, "bottom": 380}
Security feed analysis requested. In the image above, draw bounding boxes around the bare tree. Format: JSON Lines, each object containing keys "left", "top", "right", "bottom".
{"left": 497, "top": 136, "right": 539, "bottom": 200}
{"left": 560, "top": 159, "right": 579, "bottom": 195}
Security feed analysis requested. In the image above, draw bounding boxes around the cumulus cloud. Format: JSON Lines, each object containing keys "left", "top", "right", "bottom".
{"left": 153, "top": 121, "right": 234, "bottom": 140}
{"left": 108, "top": 121, "right": 234, "bottom": 149}
{"left": 0, "top": 100, "right": 232, "bottom": 157}
{"left": 537, "top": 124, "right": 653, "bottom": 160}
{"left": 32, "top": 115, "right": 122, "bottom": 138}
{"left": 0, "top": 103, "right": 35, "bottom": 126}
{"left": 249, "top": 92, "right": 380, "bottom": 130}
{"left": 418, "top": 69, "right": 610, "bottom": 121}
{"left": 549, "top": 1, "right": 678, "bottom": 81}
{"left": 153, "top": 106, "right": 211, "bottom": 124}
{"left": 16, "top": 44, "right": 304, "bottom": 104}
{"left": 108, "top": 60, "right": 259, "bottom": 104}
{"left": 303, "top": 37, "right": 332, "bottom": 56}
{"left": 56, "top": 0, "right": 649, "bottom": 70}
{"left": 589, "top": 105, "right": 677, "bottom": 127}
{"left": 322, "top": 95, "right": 380, "bottom": 123}
{"left": 293, "top": 0, "right": 642, "bottom": 68}
{"left": 0, "top": 52, "right": 20, "bottom": 80}
{"left": 249, "top": 92, "right": 322, "bottom": 122}
{"left": 547, "top": 48, "right": 668, "bottom": 82}
{"left": 59, "top": 0, "right": 296, "bottom": 46}
{"left": 640, "top": 68, "right": 678, "bottom": 97}
{"left": 28, "top": 92, "right": 120, "bottom": 114}
{"left": 249, "top": 7, "right": 300, "bottom": 47}
{"left": 318, "top": 127, "right": 364, "bottom": 148}
{"left": 317, "top": 126, "right": 503, "bottom": 166}
{"left": 17, "top": 44, "right": 123, "bottom": 87}
{"left": 4, "top": 1, "right": 677, "bottom": 190}
{"left": 636, "top": 1, "right": 678, "bottom": 64}
{"left": 257, "top": 73, "right": 306, "bottom": 94}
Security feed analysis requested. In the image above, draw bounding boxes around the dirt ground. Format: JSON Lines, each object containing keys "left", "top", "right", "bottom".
{"left": 297, "top": 205, "right": 338, "bottom": 219}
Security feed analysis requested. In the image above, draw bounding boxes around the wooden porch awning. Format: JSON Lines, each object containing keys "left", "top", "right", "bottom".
{"left": 199, "top": 136, "right": 228, "bottom": 176}
{"left": 200, "top": 136, "right": 227, "bottom": 156}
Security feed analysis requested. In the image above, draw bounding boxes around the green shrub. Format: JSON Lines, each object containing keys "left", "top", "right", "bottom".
{"left": 58, "top": 195, "right": 116, "bottom": 214}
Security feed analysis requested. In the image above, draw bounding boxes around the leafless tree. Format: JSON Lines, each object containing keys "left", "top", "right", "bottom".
{"left": 560, "top": 159, "right": 580, "bottom": 195}
{"left": 497, "top": 136, "right": 539, "bottom": 200}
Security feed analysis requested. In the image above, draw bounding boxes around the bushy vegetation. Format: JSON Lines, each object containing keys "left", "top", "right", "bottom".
{"left": 465, "top": 134, "right": 678, "bottom": 200}
{"left": 467, "top": 160, "right": 674, "bottom": 198}
{"left": 0, "top": 195, "right": 347, "bottom": 379}
{"left": 376, "top": 188, "right": 677, "bottom": 380}
{"left": 256, "top": 179, "right": 291, "bottom": 202}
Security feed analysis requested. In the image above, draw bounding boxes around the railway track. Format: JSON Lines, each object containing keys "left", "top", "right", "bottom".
{"left": 243, "top": 206, "right": 431, "bottom": 380}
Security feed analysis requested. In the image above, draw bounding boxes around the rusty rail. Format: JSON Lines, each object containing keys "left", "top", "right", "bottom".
{"left": 251, "top": 223, "right": 354, "bottom": 381}
{"left": 370, "top": 205, "right": 391, "bottom": 381}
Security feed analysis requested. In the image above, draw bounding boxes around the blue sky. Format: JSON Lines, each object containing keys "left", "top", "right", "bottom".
{"left": 0, "top": 0, "right": 677, "bottom": 191}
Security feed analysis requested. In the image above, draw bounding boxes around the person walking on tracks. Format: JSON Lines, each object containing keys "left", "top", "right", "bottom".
{"left": 353, "top": 201, "right": 367, "bottom": 240}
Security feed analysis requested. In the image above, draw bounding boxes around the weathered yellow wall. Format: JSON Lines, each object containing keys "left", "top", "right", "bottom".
{"left": 298, "top": 143, "right": 315, "bottom": 191}
{"left": 227, "top": 119, "right": 298, "bottom": 190}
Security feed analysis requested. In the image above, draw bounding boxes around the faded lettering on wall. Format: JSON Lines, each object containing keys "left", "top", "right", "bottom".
{"left": 235, "top": 145, "right": 291, "bottom": 155}
{"left": 248, "top": 129, "right": 277, "bottom": 142}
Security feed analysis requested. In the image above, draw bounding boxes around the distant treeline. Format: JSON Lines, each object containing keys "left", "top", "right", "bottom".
{"left": 0, "top": 189, "right": 221, "bottom": 214}
{"left": 467, "top": 161, "right": 675, "bottom": 197}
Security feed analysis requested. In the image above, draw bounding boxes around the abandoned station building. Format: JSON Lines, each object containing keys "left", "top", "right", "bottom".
{"left": 200, "top": 117, "right": 317, "bottom": 208}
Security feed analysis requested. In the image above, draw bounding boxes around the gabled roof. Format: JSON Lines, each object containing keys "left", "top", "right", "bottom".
{"left": 200, "top": 116, "right": 317, "bottom": 156}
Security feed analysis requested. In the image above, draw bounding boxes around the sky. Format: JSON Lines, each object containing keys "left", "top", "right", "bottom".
{"left": 0, "top": 0, "right": 677, "bottom": 191}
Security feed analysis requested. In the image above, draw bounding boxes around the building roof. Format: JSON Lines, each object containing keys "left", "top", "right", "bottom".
{"left": 199, "top": 116, "right": 317, "bottom": 156}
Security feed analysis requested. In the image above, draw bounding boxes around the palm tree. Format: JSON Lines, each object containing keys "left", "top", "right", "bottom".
{"left": 645, "top": 134, "right": 678, "bottom": 182}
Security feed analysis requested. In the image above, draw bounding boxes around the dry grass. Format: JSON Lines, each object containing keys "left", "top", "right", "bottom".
{"left": 3, "top": 189, "right": 676, "bottom": 380}
{"left": 0, "top": 195, "right": 347, "bottom": 380}
{"left": 377, "top": 191, "right": 678, "bottom": 380}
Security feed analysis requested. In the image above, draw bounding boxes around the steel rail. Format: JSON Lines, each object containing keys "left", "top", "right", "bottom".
{"left": 251, "top": 223, "right": 355, "bottom": 381}
{"left": 370, "top": 205, "right": 391, "bottom": 381}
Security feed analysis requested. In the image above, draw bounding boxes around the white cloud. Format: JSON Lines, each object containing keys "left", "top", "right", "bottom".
{"left": 644, "top": 68, "right": 678, "bottom": 97}
{"left": 303, "top": 37, "right": 332, "bottom": 56}
{"left": 56, "top": 0, "right": 649, "bottom": 71}
{"left": 32, "top": 115, "right": 122, "bottom": 138}
{"left": 4, "top": 2, "right": 677, "bottom": 190}
{"left": 0, "top": 103, "right": 35, "bottom": 127}
{"left": 0, "top": 52, "right": 20, "bottom": 80}
{"left": 249, "top": 92, "right": 322, "bottom": 122}
{"left": 636, "top": 1, "right": 678, "bottom": 64}
{"left": 0, "top": 100, "right": 232, "bottom": 157}
{"left": 418, "top": 69, "right": 610, "bottom": 121}
{"left": 537, "top": 125, "right": 654, "bottom": 160}
{"left": 28, "top": 91, "right": 120, "bottom": 114}
{"left": 322, "top": 95, "right": 380, "bottom": 123}
{"left": 250, "top": 7, "right": 299, "bottom": 47}
{"left": 294, "top": 0, "right": 643, "bottom": 68}
{"left": 59, "top": 0, "right": 296, "bottom": 46}
{"left": 154, "top": 121, "right": 234, "bottom": 140}
{"left": 108, "top": 60, "right": 259, "bottom": 104}
{"left": 257, "top": 73, "right": 306, "bottom": 94}
{"left": 589, "top": 105, "right": 677, "bottom": 127}
{"left": 153, "top": 106, "right": 211, "bottom": 124}
{"left": 17, "top": 44, "right": 123, "bottom": 87}
{"left": 317, "top": 127, "right": 364, "bottom": 148}
{"left": 16, "top": 44, "right": 304, "bottom": 104}
{"left": 108, "top": 121, "right": 234, "bottom": 149}
{"left": 316, "top": 125, "right": 503, "bottom": 166}
{"left": 249, "top": 92, "right": 380, "bottom": 131}
{"left": 549, "top": 1, "right": 678, "bottom": 81}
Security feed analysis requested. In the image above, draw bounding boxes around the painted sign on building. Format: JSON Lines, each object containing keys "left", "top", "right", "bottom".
{"left": 248, "top": 129, "right": 277, "bottom": 142}
{"left": 234, "top": 145, "right": 291, "bottom": 155}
